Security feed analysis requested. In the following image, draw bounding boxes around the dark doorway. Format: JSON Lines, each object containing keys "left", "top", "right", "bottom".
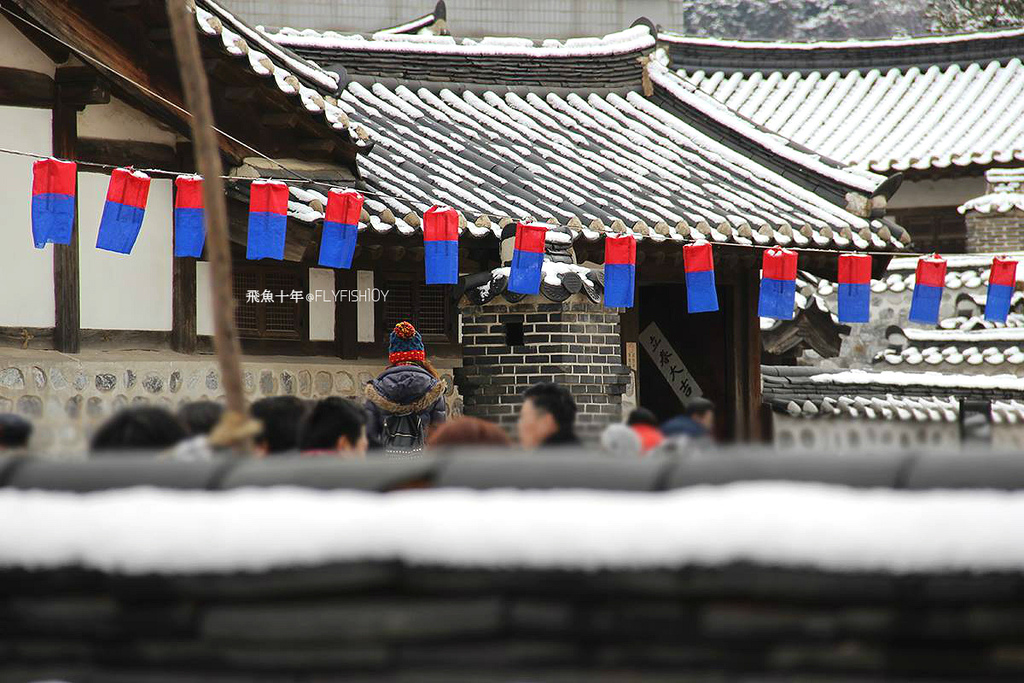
{"left": 638, "top": 282, "right": 733, "bottom": 442}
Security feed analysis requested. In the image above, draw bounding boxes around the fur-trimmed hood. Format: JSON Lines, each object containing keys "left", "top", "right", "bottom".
{"left": 364, "top": 365, "right": 446, "bottom": 416}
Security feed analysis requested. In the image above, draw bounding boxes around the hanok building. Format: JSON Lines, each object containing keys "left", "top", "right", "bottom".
{"left": 662, "top": 27, "right": 1024, "bottom": 254}
{"left": 0, "top": 1, "right": 909, "bottom": 450}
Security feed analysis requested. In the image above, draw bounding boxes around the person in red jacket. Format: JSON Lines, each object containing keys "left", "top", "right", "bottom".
{"left": 626, "top": 408, "right": 664, "bottom": 455}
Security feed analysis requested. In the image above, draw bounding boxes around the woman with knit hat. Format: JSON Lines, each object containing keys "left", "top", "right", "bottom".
{"left": 364, "top": 321, "right": 447, "bottom": 452}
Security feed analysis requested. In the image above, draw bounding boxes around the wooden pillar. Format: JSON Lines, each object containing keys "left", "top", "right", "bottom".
{"left": 52, "top": 68, "right": 79, "bottom": 353}
{"left": 335, "top": 268, "right": 357, "bottom": 358}
{"left": 729, "top": 268, "right": 763, "bottom": 441}
{"left": 171, "top": 142, "right": 197, "bottom": 353}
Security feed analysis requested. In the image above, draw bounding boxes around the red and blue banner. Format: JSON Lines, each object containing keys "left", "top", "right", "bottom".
{"left": 509, "top": 222, "right": 547, "bottom": 295}
{"left": 758, "top": 247, "right": 798, "bottom": 320}
{"left": 96, "top": 168, "right": 151, "bottom": 254}
{"left": 31, "top": 158, "right": 77, "bottom": 249}
{"left": 423, "top": 205, "right": 459, "bottom": 284}
{"left": 986, "top": 256, "right": 1018, "bottom": 323}
{"left": 837, "top": 253, "right": 871, "bottom": 323}
{"left": 319, "top": 189, "right": 363, "bottom": 269}
{"left": 683, "top": 240, "right": 718, "bottom": 313}
{"left": 173, "top": 175, "right": 205, "bottom": 258}
{"left": 909, "top": 254, "right": 947, "bottom": 324}
{"left": 246, "top": 180, "right": 289, "bottom": 260}
{"left": 604, "top": 235, "right": 635, "bottom": 307}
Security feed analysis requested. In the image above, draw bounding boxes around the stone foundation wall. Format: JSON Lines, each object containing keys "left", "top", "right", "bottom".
{"left": 773, "top": 415, "right": 961, "bottom": 451}
{"left": 0, "top": 349, "right": 462, "bottom": 455}
{"left": 965, "top": 209, "right": 1024, "bottom": 253}
{"left": 455, "top": 295, "right": 629, "bottom": 442}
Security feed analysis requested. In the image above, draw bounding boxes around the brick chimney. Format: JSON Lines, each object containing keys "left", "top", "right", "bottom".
{"left": 959, "top": 168, "right": 1024, "bottom": 253}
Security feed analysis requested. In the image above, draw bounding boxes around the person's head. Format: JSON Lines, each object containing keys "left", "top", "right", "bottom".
{"left": 388, "top": 321, "right": 439, "bottom": 379}
{"left": 91, "top": 406, "right": 187, "bottom": 453}
{"left": 297, "top": 397, "right": 368, "bottom": 456}
{"left": 626, "top": 408, "right": 659, "bottom": 428}
{"left": 250, "top": 396, "right": 308, "bottom": 455}
{"left": 518, "top": 382, "right": 576, "bottom": 448}
{"left": 684, "top": 397, "right": 716, "bottom": 432}
{"left": 0, "top": 414, "right": 32, "bottom": 449}
{"left": 177, "top": 400, "right": 223, "bottom": 437}
{"left": 427, "top": 416, "right": 512, "bottom": 449}
{"left": 600, "top": 423, "right": 642, "bottom": 458}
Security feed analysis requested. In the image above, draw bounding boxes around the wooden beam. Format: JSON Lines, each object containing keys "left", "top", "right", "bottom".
{"left": 76, "top": 138, "right": 179, "bottom": 171}
{"left": 54, "top": 66, "right": 110, "bottom": 106}
{"left": 171, "top": 142, "right": 198, "bottom": 354}
{"left": 52, "top": 71, "right": 80, "bottom": 353}
{"left": 0, "top": 66, "right": 54, "bottom": 108}
{"left": 335, "top": 268, "right": 357, "bottom": 359}
{"left": 5, "top": 5, "right": 69, "bottom": 63}
{"left": 262, "top": 112, "right": 300, "bottom": 128}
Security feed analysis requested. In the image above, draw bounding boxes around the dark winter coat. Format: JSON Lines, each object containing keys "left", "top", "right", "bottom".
{"left": 364, "top": 364, "right": 447, "bottom": 447}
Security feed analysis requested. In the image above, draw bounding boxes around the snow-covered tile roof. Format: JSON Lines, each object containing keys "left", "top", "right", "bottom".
{"left": 959, "top": 168, "right": 1024, "bottom": 215}
{"left": 192, "top": 0, "right": 371, "bottom": 149}
{"left": 668, "top": 29, "right": 1024, "bottom": 173}
{"left": 328, "top": 80, "right": 904, "bottom": 250}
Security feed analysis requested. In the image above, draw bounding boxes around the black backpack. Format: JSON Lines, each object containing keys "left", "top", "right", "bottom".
{"left": 381, "top": 412, "right": 425, "bottom": 454}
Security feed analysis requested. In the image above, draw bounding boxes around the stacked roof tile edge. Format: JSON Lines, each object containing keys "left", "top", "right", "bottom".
{"left": 665, "top": 28, "right": 1024, "bottom": 173}
{"left": 258, "top": 22, "right": 909, "bottom": 252}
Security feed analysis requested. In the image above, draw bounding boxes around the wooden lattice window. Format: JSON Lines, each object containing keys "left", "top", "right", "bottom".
{"left": 232, "top": 265, "right": 307, "bottom": 341}
{"left": 888, "top": 207, "right": 966, "bottom": 253}
{"left": 380, "top": 275, "right": 452, "bottom": 342}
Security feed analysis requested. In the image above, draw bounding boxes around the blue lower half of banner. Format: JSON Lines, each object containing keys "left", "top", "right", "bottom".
{"left": 319, "top": 221, "right": 358, "bottom": 269}
{"left": 508, "top": 249, "right": 544, "bottom": 294}
{"left": 908, "top": 283, "right": 942, "bottom": 323}
{"left": 985, "top": 283, "right": 1014, "bottom": 323}
{"left": 174, "top": 208, "right": 205, "bottom": 258}
{"left": 757, "top": 277, "right": 796, "bottom": 320}
{"left": 685, "top": 269, "right": 719, "bottom": 313}
{"left": 424, "top": 239, "right": 458, "bottom": 284}
{"left": 31, "top": 193, "right": 75, "bottom": 248}
{"left": 604, "top": 262, "right": 635, "bottom": 307}
{"left": 246, "top": 211, "right": 287, "bottom": 260}
{"left": 96, "top": 201, "right": 146, "bottom": 254}
{"left": 837, "top": 282, "right": 870, "bottom": 323}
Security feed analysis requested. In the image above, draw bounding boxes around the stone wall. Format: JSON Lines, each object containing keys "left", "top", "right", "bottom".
{"left": 966, "top": 208, "right": 1024, "bottom": 253}
{"left": 0, "top": 349, "right": 461, "bottom": 455}
{"left": 773, "top": 415, "right": 960, "bottom": 452}
{"left": 455, "top": 295, "right": 629, "bottom": 442}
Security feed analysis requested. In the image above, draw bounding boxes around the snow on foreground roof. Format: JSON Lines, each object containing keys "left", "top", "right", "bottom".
{"left": 262, "top": 24, "right": 655, "bottom": 57}
{"left": 5, "top": 484, "right": 1024, "bottom": 574}
{"left": 660, "top": 26, "right": 1024, "bottom": 51}
{"left": 808, "top": 368, "right": 1024, "bottom": 391}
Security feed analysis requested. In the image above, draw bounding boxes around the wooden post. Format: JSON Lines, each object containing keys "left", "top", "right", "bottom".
{"left": 171, "top": 142, "right": 197, "bottom": 354}
{"left": 52, "top": 68, "right": 80, "bottom": 354}
{"left": 166, "top": 0, "right": 250, "bottom": 443}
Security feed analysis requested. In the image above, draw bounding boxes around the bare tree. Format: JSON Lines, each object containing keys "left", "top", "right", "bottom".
{"left": 927, "top": 0, "right": 1024, "bottom": 31}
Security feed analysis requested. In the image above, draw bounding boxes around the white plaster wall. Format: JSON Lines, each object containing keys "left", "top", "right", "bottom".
{"left": 0, "top": 105, "right": 55, "bottom": 328}
{"left": 77, "top": 97, "right": 178, "bottom": 145}
{"left": 357, "top": 270, "right": 374, "bottom": 342}
{"left": 196, "top": 261, "right": 214, "bottom": 337}
{"left": 308, "top": 267, "right": 335, "bottom": 341}
{"left": 887, "top": 177, "right": 987, "bottom": 210}
{"left": 0, "top": 15, "right": 55, "bottom": 75}
{"left": 78, "top": 173, "right": 173, "bottom": 331}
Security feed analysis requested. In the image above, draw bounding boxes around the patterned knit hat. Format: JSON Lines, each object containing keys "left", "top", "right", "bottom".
{"left": 389, "top": 321, "right": 425, "bottom": 364}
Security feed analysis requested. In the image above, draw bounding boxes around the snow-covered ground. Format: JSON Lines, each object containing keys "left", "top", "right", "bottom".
{"left": 3, "top": 483, "right": 1024, "bottom": 575}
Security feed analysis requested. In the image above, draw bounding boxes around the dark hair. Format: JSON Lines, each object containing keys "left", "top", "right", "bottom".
{"left": 297, "top": 397, "right": 367, "bottom": 451}
{"left": 90, "top": 407, "right": 187, "bottom": 453}
{"left": 177, "top": 400, "right": 223, "bottom": 436}
{"left": 427, "top": 416, "right": 511, "bottom": 448}
{"left": 0, "top": 414, "right": 32, "bottom": 448}
{"left": 250, "top": 396, "right": 308, "bottom": 454}
{"left": 523, "top": 382, "right": 576, "bottom": 432}
{"left": 684, "top": 397, "right": 716, "bottom": 417}
{"left": 626, "top": 408, "right": 659, "bottom": 427}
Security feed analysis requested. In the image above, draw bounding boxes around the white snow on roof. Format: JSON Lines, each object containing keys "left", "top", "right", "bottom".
{"left": 6, "top": 484, "right": 1024, "bottom": 574}
{"left": 959, "top": 167, "right": 1024, "bottom": 214}
{"left": 649, "top": 63, "right": 883, "bottom": 194}
{"left": 660, "top": 26, "right": 1024, "bottom": 50}
{"left": 678, "top": 57, "right": 1024, "bottom": 172}
{"left": 808, "top": 368, "right": 1024, "bottom": 391}
{"left": 904, "top": 327, "right": 1024, "bottom": 343}
{"left": 263, "top": 25, "right": 655, "bottom": 58}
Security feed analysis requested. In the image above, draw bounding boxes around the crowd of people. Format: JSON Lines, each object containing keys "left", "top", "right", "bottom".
{"left": 0, "top": 322, "right": 717, "bottom": 458}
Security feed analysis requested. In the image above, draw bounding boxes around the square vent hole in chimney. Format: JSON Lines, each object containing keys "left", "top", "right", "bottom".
{"left": 504, "top": 321, "right": 525, "bottom": 346}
